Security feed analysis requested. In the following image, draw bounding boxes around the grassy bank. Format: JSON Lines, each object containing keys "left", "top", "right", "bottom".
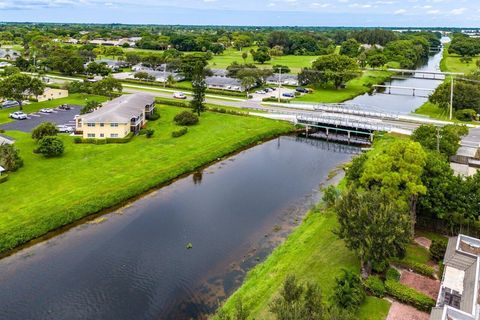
{"left": 294, "top": 70, "right": 392, "bottom": 103}
{"left": 0, "top": 106, "right": 293, "bottom": 254}
{"left": 214, "top": 208, "right": 390, "bottom": 319}
{"left": 0, "top": 94, "right": 108, "bottom": 125}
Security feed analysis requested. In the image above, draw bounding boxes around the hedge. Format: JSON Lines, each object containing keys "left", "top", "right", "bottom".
{"left": 385, "top": 280, "right": 435, "bottom": 312}
{"left": 73, "top": 132, "right": 134, "bottom": 144}
{"left": 0, "top": 174, "right": 8, "bottom": 184}
{"left": 363, "top": 275, "right": 385, "bottom": 298}
{"left": 390, "top": 259, "right": 436, "bottom": 279}
{"left": 262, "top": 97, "right": 291, "bottom": 103}
{"left": 430, "top": 239, "right": 448, "bottom": 262}
{"left": 386, "top": 267, "right": 401, "bottom": 281}
{"left": 171, "top": 127, "right": 188, "bottom": 138}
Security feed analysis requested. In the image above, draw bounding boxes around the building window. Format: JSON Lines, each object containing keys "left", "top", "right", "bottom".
{"left": 111, "top": 123, "right": 119, "bottom": 127}
{"left": 87, "top": 133, "right": 95, "bottom": 138}
{"left": 100, "top": 133, "right": 104, "bottom": 138}
{"left": 100, "top": 123, "right": 104, "bottom": 127}
{"left": 87, "top": 123, "right": 95, "bottom": 127}
{"left": 110, "top": 133, "right": 119, "bottom": 138}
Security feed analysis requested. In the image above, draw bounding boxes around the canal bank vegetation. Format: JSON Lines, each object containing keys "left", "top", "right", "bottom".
{"left": 215, "top": 126, "right": 477, "bottom": 320}
{"left": 0, "top": 106, "right": 293, "bottom": 254}
{"left": 416, "top": 35, "right": 480, "bottom": 122}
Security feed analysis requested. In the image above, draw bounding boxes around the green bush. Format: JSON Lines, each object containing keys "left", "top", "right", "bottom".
{"left": 0, "top": 143, "right": 23, "bottom": 171}
{"left": 386, "top": 267, "right": 401, "bottom": 281}
{"left": 145, "top": 129, "right": 154, "bottom": 138}
{"left": 390, "top": 259, "right": 436, "bottom": 279}
{"left": 333, "top": 269, "right": 365, "bottom": 310}
{"left": 74, "top": 133, "right": 134, "bottom": 144}
{"left": 262, "top": 97, "right": 291, "bottom": 103}
{"left": 34, "top": 136, "right": 65, "bottom": 158}
{"left": 147, "top": 108, "right": 161, "bottom": 121}
{"left": 32, "top": 122, "right": 57, "bottom": 140}
{"left": 155, "top": 98, "right": 190, "bottom": 108}
{"left": 455, "top": 109, "right": 477, "bottom": 121}
{"left": 385, "top": 280, "right": 435, "bottom": 312}
{"left": 430, "top": 238, "right": 448, "bottom": 262}
{"left": 174, "top": 111, "right": 199, "bottom": 126}
{"left": 73, "top": 137, "right": 82, "bottom": 144}
{"left": 0, "top": 174, "right": 8, "bottom": 184}
{"left": 172, "top": 127, "right": 188, "bottom": 138}
{"left": 363, "top": 275, "right": 385, "bottom": 298}
{"left": 322, "top": 185, "right": 339, "bottom": 208}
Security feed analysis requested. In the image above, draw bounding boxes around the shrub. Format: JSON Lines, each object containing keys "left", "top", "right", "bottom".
{"left": 155, "top": 98, "right": 190, "bottom": 108}
{"left": 385, "top": 280, "right": 435, "bottom": 312}
{"left": 0, "top": 174, "right": 8, "bottom": 184}
{"left": 147, "top": 109, "right": 160, "bottom": 121}
{"left": 172, "top": 127, "right": 188, "bottom": 138}
{"left": 262, "top": 97, "right": 291, "bottom": 103}
{"left": 390, "top": 259, "right": 436, "bottom": 279}
{"left": 363, "top": 275, "right": 385, "bottom": 298}
{"left": 322, "top": 185, "right": 339, "bottom": 208}
{"left": 333, "top": 269, "right": 365, "bottom": 310}
{"left": 430, "top": 238, "right": 448, "bottom": 262}
{"left": 145, "top": 129, "right": 154, "bottom": 138}
{"left": 455, "top": 109, "right": 477, "bottom": 121}
{"left": 34, "top": 136, "right": 64, "bottom": 157}
{"left": 0, "top": 143, "right": 23, "bottom": 171}
{"left": 32, "top": 122, "right": 57, "bottom": 140}
{"left": 73, "top": 137, "right": 82, "bottom": 144}
{"left": 386, "top": 267, "right": 401, "bottom": 281}
{"left": 174, "top": 111, "right": 199, "bottom": 126}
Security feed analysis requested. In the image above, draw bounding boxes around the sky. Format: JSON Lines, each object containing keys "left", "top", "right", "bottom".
{"left": 0, "top": 0, "right": 478, "bottom": 27}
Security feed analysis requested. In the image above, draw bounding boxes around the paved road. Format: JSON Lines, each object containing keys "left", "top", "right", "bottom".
{"left": 1, "top": 106, "right": 80, "bottom": 133}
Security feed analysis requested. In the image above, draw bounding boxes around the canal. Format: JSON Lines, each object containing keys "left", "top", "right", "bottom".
{"left": 0, "top": 136, "right": 356, "bottom": 320}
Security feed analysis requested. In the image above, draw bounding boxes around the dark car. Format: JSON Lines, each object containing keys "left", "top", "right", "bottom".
{"left": 296, "top": 87, "right": 309, "bottom": 93}
{"left": 282, "top": 92, "right": 295, "bottom": 98}
{"left": 58, "top": 104, "right": 72, "bottom": 110}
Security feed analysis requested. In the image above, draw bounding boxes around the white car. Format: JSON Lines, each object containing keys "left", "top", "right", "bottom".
{"left": 40, "top": 108, "right": 54, "bottom": 113}
{"left": 57, "top": 125, "right": 74, "bottom": 133}
{"left": 255, "top": 90, "right": 266, "bottom": 94}
{"left": 9, "top": 111, "right": 27, "bottom": 120}
{"left": 173, "top": 92, "right": 187, "bottom": 99}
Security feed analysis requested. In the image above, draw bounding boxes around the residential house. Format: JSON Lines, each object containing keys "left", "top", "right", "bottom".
{"left": 266, "top": 74, "right": 299, "bottom": 86}
{"left": 206, "top": 76, "right": 243, "bottom": 91}
{"left": 429, "top": 234, "right": 480, "bottom": 320}
{"left": 75, "top": 93, "right": 155, "bottom": 139}
{"left": 0, "top": 49, "right": 20, "bottom": 61}
{"left": 36, "top": 88, "right": 69, "bottom": 102}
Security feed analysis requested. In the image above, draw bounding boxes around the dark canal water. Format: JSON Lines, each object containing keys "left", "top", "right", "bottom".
{"left": 0, "top": 136, "right": 356, "bottom": 320}
{"left": 345, "top": 36, "right": 450, "bottom": 114}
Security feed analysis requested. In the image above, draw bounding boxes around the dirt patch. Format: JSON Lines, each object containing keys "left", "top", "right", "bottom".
{"left": 386, "top": 301, "right": 430, "bottom": 320}
{"left": 400, "top": 270, "right": 440, "bottom": 299}
{"left": 414, "top": 237, "right": 432, "bottom": 250}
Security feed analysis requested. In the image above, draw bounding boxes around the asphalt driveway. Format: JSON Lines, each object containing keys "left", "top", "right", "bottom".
{"left": 1, "top": 105, "right": 80, "bottom": 133}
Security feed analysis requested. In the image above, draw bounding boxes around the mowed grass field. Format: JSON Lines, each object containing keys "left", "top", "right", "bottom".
{"left": 215, "top": 209, "right": 391, "bottom": 320}
{"left": 295, "top": 70, "right": 392, "bottom": 103}
{"left": 0, "top": 106, "right": 293, "bottom": 254}
{"left": 0, "top": 94, "right": 108, "bottom": 125}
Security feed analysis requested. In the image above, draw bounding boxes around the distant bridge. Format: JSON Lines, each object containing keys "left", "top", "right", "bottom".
{"left": 372, "top": 84, "right": 436, "bottom": 97}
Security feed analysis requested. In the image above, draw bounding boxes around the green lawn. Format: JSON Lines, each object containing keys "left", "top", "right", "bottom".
{"left": 0, "top": 106, "right": 292, "bottom": 254}
{"left": 414, "top": 101, "right": 450, "bottom": 120}
{"left": 214, "top": 209, "right": 390, "bottom": 320}
{"left": 294, "top": 70, "right": 392, "bottom": 103}
{"left": 0, "top": 94, "right": 108, "bottom": 125}
{"left": 404, "top": 243, "right": 430, "bottom": 265}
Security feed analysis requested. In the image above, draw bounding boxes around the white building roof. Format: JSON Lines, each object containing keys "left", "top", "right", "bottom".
{"left": 0, "top": 166, "right": 5, "bottom": 173}
{"left": 79, "top": 93, "right": 154, "bottom": 124}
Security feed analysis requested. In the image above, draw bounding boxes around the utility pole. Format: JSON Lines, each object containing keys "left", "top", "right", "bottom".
{"left": 163, "top": 64, "right": 166, "bottom": 88}
{"left": 449, "top": 75, "right": 454, "bottom": 120}
{"left": 436, "top": 126, "right": 441, "bottom": 153}
{"left": 277, "top": 67, "right": 282, "bottom": 103}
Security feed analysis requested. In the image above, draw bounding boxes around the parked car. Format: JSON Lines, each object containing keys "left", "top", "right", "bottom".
{"left": 173, "top": 92, "right": 187, "bottom": 99}
{"left": 9, "top": 111, "right": 27, "bottom": 120}
{"left": 282, "top": 92, "right": 295, "bottom": 98}
{"left": 295, "top": 87, "right": 309, "bottom": 93}
{"left": 255, "top": 90, "right": 266, "bottom": 94}
{"left": 40, "top": 108, "right": 54, "bottom": 113}
{"left": 2, "top": 100, "right": 19, "bottom": 109}
{"left": 57, "top": 125, "right": 74, "bottom": 133}
{"left": 58, "top": 104, "right": 72, "bottom": 110}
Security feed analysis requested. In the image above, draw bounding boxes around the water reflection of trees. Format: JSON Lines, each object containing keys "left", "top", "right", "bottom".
{"left": 193, "top": 171, "right": 203, "bottom": 185}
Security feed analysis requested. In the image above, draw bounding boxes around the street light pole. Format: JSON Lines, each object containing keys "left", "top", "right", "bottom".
{"left": 277, "top": 67, "right": 282, "bottom": 103}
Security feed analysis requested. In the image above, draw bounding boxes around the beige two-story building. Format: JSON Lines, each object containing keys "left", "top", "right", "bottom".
{"left": 75, "top": 93, "right": 155, "bottom": 139}
{"left": 36, "top": 88, "right": 69, "bottom": 102}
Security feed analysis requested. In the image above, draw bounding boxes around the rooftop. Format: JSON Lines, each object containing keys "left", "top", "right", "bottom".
{"left": 79, "top": 93, "right": 154, "bottom": 124}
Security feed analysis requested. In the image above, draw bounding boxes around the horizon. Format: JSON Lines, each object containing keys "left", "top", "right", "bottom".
{"left": 0, "top": 1, "right": 479, "bottom": 27}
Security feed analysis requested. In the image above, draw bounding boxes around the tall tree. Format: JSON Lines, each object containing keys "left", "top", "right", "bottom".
{"left": 240, "top": 76, "right": 256, "bottom": 98}
{"left": 336, "top": 188, "right": 412, "bottom": 277}
{"left": 310, "top": 54, "right": 360, "bottom": 89}
{"left": 0, "top": 74, "right": 44, "bottom": 110}
{"left": 92, "top": 76, "right": 122, "bottom": 99}
{"left": 190, "top": 63, "right": 206, "bottom": 116}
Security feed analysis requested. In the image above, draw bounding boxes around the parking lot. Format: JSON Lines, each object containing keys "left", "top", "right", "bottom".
{"left": 0, "top": 105, "right": 80, "bottom": 133}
